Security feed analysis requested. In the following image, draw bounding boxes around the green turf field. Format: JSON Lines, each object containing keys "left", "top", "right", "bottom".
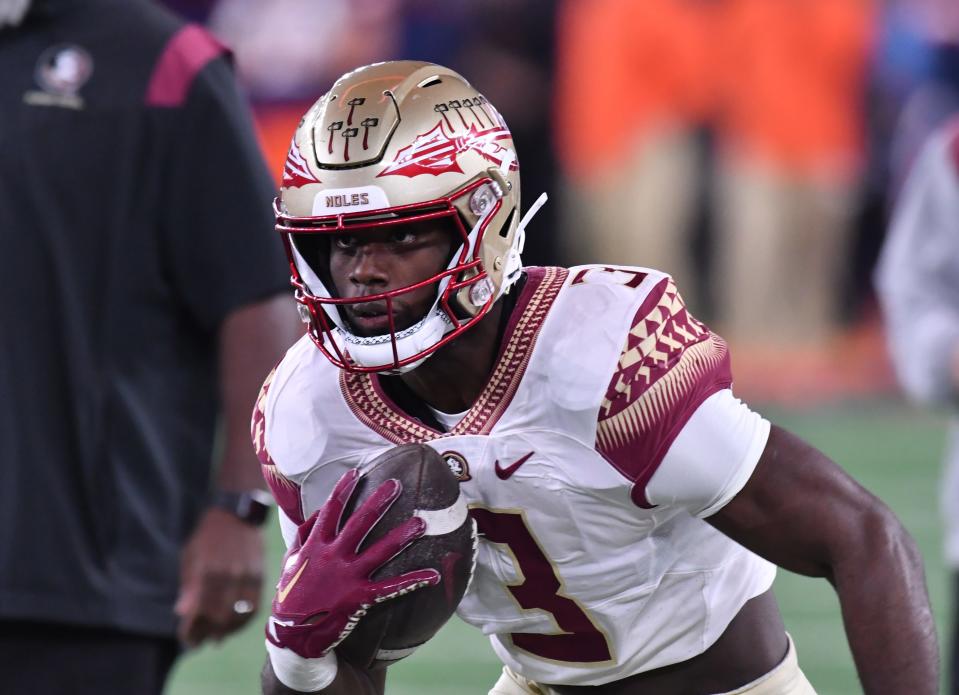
{"left": 168, "top": 399, "right": 950, "bottom": 694}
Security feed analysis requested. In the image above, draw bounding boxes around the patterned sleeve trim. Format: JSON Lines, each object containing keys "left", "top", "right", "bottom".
{"left": 251, "top": 365, "right": 305, "bottom": 524}
{"left": 595, "top": 277, "right": 732, "bottom": 507}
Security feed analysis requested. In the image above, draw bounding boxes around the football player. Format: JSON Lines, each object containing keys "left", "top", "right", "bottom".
{"left": 876, "top": 117, "right": 959, "bottom": 693}
{"left": 254, "top": 61, "right": 937, "bottom": 694}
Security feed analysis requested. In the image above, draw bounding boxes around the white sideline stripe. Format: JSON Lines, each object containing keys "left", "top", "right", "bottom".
{"left": 414, "top": 491, "right": 467, "bottom": 536}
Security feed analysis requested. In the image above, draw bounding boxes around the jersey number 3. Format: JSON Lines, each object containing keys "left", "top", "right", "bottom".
{"left": 470, "top": 508, "right": 613, "bottom": 663}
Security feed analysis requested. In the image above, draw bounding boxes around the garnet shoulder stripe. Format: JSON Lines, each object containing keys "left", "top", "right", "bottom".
{"left": 453, "top": 266, "right": 568, "bottom": 436}
{"left": 595, "top": 279, "right": 732, "bottom": 507}
{"left": 251, "top": 364, "right": 304, "bottom": 524}
{"left": 145, "top": 24, "right": 227, "bottom": 108}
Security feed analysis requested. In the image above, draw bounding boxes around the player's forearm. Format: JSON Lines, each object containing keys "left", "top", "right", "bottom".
{"left": 261, "top": 657, "right": 385, "bottom": 695}
{"left": 830, "top": 507, "right": 938, "bottom": 694}
{"left": 709, "top": 426, "right": 940, "bottom": 692}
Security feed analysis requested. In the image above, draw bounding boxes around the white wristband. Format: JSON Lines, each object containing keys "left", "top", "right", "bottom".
{"left": 266, "top": 641, "right": 338, "bottom": 692}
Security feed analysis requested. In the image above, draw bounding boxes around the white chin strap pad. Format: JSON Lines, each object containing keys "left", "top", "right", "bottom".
{"left": 343, "top": 309, "right": 451, "bottom": 373}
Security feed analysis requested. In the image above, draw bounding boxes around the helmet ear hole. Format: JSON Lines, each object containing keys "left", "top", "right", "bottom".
{"left": 498, "top": 209, "right": 516, "bottom": 238}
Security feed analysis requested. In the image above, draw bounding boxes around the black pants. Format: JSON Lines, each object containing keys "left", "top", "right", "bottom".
{"left": 0, "top": 621, "right": 179, "bottom": 695}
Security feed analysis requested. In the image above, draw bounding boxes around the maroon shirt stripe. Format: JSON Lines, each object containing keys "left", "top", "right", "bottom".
{"left": 145, "top": 24, "right": 226, "bottom": 107}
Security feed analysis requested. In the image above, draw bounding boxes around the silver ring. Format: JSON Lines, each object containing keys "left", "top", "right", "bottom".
{"left": 232, "top": 599, "right": 255, "bottom": 615}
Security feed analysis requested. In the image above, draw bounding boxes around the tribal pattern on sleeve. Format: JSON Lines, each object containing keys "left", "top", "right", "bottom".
{"left": 251, "top": 366, "right": 305, "bottom": 524}
{"left": 596, "top": 278, "right": 732, "bottom": 507}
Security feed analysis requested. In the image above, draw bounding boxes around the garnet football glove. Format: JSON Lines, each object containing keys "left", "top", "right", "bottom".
{"left": 265, "top": 468, "right": 439, "bottom": 688}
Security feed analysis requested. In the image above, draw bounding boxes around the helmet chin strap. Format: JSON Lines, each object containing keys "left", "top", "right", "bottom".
{"left": 502, "top": 192, "right": 547, "bottom": 291}
{"left": 493, "top": 148, "right": 547, "bottom": 294}
{"left": 342, "top": 310, "right": 452, "bottom": 374}
{"left": 341, "top": 204, "right": 496, "bottom": 373}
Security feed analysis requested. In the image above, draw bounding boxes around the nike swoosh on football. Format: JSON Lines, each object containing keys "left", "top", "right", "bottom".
{"left": 494, "top": 452, "right": 534, "bottom": 480}
{"left": 277, "top": 558, "right": 310, "bottom": 603}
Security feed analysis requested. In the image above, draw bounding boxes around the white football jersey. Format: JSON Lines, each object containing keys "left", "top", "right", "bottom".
{"left": 252, "top": 265, "right": 775, "bottom": 687}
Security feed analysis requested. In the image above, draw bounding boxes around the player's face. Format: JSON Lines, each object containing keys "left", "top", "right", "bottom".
{"left": 328, "top": 221, "right": 454, "bottom": 337}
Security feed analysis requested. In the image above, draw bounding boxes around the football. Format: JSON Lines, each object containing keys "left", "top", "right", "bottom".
{"left": 335, "top": 443, "right": 476, "bottom": 669}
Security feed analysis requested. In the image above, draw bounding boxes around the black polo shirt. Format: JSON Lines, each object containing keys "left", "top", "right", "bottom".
{"left": 0, "top": 0, "right": 290, "bottom": 636}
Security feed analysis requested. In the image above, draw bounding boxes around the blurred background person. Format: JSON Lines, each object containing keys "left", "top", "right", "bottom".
{"left": 418, "top": 0, "right": 558, "bottom": 267}
{"left": 0, "top": 0, "right": 298, "bottom": 692}
{"left": 555, "top": 0, "right": 718, "bottom": 305}
{"left": 555, "top": 0, "right": 874, "bottom": 357}
{"left": 205, "top": 0, "right": 400, "bottom": 182}
{"left": 716, "top": 0, "right": 874, "bottom": 349}
{"left": 877, "top": 0, "right": 959, "bottom": 188}
{"left": 874, "top": 11, "right": 959, "bottom": 688}
{"left": 208, "top": 0, "right": 400, "bottom": 102}
{"left": 876, "top": 118, "right": 959, "bottom": 692}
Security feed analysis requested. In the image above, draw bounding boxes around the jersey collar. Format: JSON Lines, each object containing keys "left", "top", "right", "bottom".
{"left": 339, "top": 266, "right": 568, "bottom": 444}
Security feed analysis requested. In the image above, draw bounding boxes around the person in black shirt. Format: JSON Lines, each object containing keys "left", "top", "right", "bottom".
{"left": 0, "top": 0, "right": 299, "bottom": 692}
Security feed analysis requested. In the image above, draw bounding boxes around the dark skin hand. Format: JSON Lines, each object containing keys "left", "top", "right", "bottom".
{"left": 176, "top": 508, "right": 263, "bottom": 646}
{"left": 264, "top": 227, "right": 938, "bottom": 693}
{"left": 177, "top": 294, "right": 301, "bottom": 647}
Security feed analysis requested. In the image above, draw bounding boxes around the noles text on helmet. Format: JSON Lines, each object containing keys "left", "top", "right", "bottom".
{"left": 275, "top": 60, "right": 546, "bottom": 374}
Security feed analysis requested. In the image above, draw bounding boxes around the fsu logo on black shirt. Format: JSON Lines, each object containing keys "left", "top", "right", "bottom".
{"left": 24, "top": 44, "right": 93, "bottom": 109}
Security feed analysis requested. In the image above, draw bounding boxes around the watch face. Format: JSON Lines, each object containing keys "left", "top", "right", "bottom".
{"left": 213, "top": 490, "right": 272, "bottom": 526}
{"left": 240, "top": 494, "right": 271, "bottom": 526}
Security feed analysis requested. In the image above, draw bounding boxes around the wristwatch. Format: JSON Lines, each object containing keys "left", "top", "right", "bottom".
{"left": 210, "top": 489, "right": 274, "bottom": 526}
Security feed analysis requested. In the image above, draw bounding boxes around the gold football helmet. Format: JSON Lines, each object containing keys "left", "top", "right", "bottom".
{"left": 275, "top": 61, "right": 545, "bottom": 373}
